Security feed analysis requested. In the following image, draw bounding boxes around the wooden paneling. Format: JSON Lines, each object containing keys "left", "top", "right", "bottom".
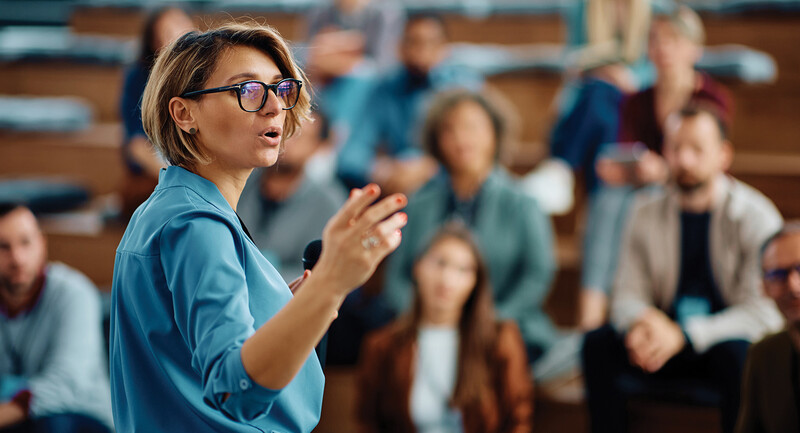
{"left": 46, "top": 224, "right": 124, "bottom": 289}
{"left": 0, "top": 123, "right": 124, "bottom": 195}
{"left": 444, "top": 13, "right": 565, "bottom": 45}
{"left": 69, "top": 6, "right": 146, "bottom": 37}
{"left": 0, "top": 62, "right": 124, "bottom": 122}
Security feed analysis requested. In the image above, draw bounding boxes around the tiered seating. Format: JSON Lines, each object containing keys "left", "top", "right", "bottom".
{"left": 1, "top": 3, "right": 798, "bottom": 432}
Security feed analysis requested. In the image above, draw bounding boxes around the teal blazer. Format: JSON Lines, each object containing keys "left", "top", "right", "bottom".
{"left": 383, "top": 168, "right": 559, "bottom": 355}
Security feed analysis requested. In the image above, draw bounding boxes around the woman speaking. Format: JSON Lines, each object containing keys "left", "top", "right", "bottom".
{"left": 108, "top": 23, "right": 407, "bottom": 432}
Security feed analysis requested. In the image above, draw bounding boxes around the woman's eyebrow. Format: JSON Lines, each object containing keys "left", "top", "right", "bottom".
{"left": 227, "top": 73, "right": 284, "bottom": 83}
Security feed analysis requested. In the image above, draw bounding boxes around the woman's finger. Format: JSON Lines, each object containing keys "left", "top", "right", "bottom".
{"left": 328, "top": 184, "right": 381, "bottom": 229}
{"left": 353, "top": 193, "right": 408, "bottom": 232}
{"left": 366, "top": 212, "right": 408, "bottom": 256}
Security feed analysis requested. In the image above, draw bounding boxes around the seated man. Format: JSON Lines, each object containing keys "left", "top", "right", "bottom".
{"left": 0, "top": 204, "right": 112, "bottom": 433}
{"left": 336, "top": 13, "right": 483, "bottom": 194}
{"left": 582, "top": 105, "right": 783, "bottom": 433}
{"left": 736, "top": 222, "right": 800, "bottom": 433}
{"left": 237, "top": 110, "right": 346, "bottom": 282}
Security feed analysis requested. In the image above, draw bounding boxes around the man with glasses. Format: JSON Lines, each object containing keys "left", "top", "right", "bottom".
{"left": 582, "top": 104, "right": 783, "bottom": 433}
{"left": 736, "top": 222, "right": 800, "bottom": 433}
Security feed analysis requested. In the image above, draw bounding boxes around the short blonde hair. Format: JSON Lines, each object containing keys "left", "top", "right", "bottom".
{"left": 656, "top": 5, "right": 705, "bottom": 45}
{"left": 141, "top": 22, "right": 312, "bottom": 169}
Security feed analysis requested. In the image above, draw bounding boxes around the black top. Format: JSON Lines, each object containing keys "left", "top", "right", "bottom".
{"left": 670, "top": 212, "right": 727, "bottom": 328}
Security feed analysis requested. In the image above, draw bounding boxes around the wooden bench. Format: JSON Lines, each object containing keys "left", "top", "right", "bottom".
{"left": 44, "top": 222, "right": 124, "bottom": 289}
{"left": 0, "top": 61, "right": 124, "bottom": 122}
{"left": 0, "top": 123, "right": 124, "bottom": 195}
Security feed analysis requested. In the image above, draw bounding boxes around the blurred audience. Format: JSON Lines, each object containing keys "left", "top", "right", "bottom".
{"left": 579, "top": 5, "right": 733, "bottom": 329}
{"left": 358, "top": 223, "right": 533, "bottom": 433}
{"left": 305, "top": 0, "right": 405, "bottom": 73}
{"left": 736, "top": 222, "right": 800, "bottom": 433}
{"left": 582, "top": 105, "right": 783, "bottom": 433}
{"left": 383, "top": 89, "right": 558, "bottom": 365}
{"left": 237, "top": 111, "right": 345, "bottom": 282}
{"left": 0, "top": 204, "right": 112, "bottom": 433}
{"left": 551, "top": 0, "right": 654, "bottom": 192}
{"left": 119, "top": 7, "right": 195, "bottom": 218}
{"left": 336, "top": 13, "right": 484, "bottom": 194}
{"left": 303, "top": 0, "right": 405, "bottom": 177}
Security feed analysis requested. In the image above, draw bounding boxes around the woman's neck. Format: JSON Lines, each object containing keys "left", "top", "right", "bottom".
{"left": 450, "top": 165, "right": 493, "bottom": 201}
{"left": 420, "top": 307, "right": 461, "bottom": 328}
{"left": 193, "top": 162, "right": 253, "bottom": 211}
{"left": 656, "top": 68, "right": 697, "bottom": 95}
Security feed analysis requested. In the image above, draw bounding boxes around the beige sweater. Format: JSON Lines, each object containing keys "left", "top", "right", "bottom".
{"left": 611, "top": 175, "right": 784, "bottom": 353}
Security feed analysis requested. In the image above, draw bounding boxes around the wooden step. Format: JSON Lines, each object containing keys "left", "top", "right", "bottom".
{"left": 0, "top": 123, "right": 124, "bottom": 195}
{"left": 0, "top": 62, "right": 124, "bottom": 122}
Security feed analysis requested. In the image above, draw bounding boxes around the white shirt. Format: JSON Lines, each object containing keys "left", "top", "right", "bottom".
{"left": 409, "top": 325, "right": 463, "bottom": 433}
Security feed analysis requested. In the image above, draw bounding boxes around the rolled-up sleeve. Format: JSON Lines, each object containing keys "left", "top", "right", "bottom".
{"left": 159, "top": 213, "right": 281, "bottom": 421}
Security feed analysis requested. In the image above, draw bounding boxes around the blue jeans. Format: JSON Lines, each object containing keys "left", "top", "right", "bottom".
{"left": 0, "top": 413, "right": 110, "bottom": 433}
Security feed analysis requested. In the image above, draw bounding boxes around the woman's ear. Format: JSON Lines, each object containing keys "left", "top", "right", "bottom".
{"left": 168, "top": 96, "right": 197, "bottom": 135}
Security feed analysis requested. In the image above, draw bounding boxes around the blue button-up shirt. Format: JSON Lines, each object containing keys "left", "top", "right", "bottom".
{"left": 109, "top": 166, "right": 324, "bottom": 433}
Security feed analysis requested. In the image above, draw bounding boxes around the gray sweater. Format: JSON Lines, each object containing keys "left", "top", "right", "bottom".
{"left": 611, "top": 175, "right": 784, "bottom": 352}
{"left": 0, "top": 262, "right": 112, "bottom": 428}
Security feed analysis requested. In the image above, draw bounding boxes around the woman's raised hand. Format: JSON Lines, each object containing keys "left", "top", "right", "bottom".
{"left": 313, "top": 184, "right": 407, "bottom": 296}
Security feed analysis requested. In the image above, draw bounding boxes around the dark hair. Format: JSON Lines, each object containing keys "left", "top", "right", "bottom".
{"left": 138, "top": 7, "right": 191, "bottom": 68}
{"left": 760, "top": 221, "right": 800, "bottom": 263}
{"left": 404, "top": 13, "right": 449, "bottom": 40}
{"left": 422, "top": 89, "right": 506, "bottom": 171}
{"left": 396, "top": 222, "right": 498, "bottom": 411}
{"left": 310, "top": 107, "right": 331, "bottom": 142}
{"left": 0, "top": 202, "right": 29, "bottom": 218}
{"left": 677, "top": 98, "right": 730, "bottom": 141}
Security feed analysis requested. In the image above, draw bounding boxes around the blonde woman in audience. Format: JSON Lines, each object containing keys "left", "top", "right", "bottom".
{"left": 358, "top": 223, "right": 533, "bottom": 433}
{"left": 109, "top": 23, "right": 407, "bottom": 433}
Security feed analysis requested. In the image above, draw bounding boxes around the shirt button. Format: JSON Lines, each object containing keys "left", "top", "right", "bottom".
{"left": 239, "top": 379, "right": 250, "bottom": 390}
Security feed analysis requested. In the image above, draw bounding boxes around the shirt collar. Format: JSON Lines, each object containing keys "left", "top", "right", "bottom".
{"left": 157, "top": 166, "right": 236, "bottom": 217}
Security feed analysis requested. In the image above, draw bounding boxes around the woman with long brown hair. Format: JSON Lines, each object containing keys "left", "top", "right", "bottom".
{"left": 358, "top": 224, "right": 533, "bottom": 433}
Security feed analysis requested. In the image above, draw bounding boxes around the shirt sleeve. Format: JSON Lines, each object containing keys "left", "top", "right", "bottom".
{"left": 26, "top": 273, "right": 105, "bottom": 418}
{"left": 159, "top": 212, "right": 283, "bottom": 422}
{"left": 610, "top": 199, "right": 656, "bottom": 332}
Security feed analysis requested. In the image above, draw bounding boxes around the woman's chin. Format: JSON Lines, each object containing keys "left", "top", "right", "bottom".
{"left": 253, "top": 148, "right": 281, "bottom": 168}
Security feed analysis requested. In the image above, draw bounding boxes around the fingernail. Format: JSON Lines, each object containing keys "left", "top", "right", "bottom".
{"left": 367, "top": 184, "right": 378, "bottom": 194}
{"left": 395, "top": 196, "right": 405, "bottom": 205}
{"left": 398, "top": 212, "right": 407, "bottom": 223}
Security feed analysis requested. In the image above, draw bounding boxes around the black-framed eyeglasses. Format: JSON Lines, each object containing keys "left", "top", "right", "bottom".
{"left": 180, "top": 78, "right": 302, "bottom": 112}
{"left": 764, "top": 264, "right": 800, "bottom": 285}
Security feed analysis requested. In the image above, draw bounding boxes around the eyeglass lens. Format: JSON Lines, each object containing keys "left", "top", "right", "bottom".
{"left": 240, "top": 80, "right": 299, "bottom": 111}
{"left": 765, "top": 264, "right": 800, "bottom": 284}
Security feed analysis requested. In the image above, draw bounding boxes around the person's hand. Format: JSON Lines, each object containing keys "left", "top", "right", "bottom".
{"left": 625, "top": 308, "right": 686, "bottom": 373}
{"left": 0, "top": 402, "right": 26, "bottom": 429}
{"left": 596, "top": 158, "right": 631, "bottom": 186}
{"left": 288, "top": 270, "right": 311, "bottom": 295}
{"left": 305, "top": 29, "right": 365, "bottom": 81}
{"left": 313, "top": 184, "right": 407, "bottom": 297}
{"left": 578, "top": 289, "right": 609, "bottom": 330}
{"left": 633, "top": 151, "right": 668, "bottom": 186}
